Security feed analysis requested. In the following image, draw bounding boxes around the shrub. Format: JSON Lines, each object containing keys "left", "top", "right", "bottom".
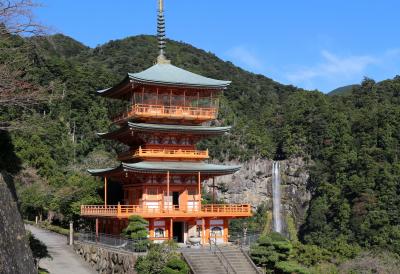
{"left": 160, "top": 258, "right": 189, "bottom": 274}
{"left": 275, "top": 261, "right": 310, "bottom": 274}
{"left": 250, "top": 232, "right": 293, "bottom": 271}
{"left": 123, "top": 215, "right": 149, "bottom": 252}
{"left": 135, "top": 241, "right": 188, "bottom": 274}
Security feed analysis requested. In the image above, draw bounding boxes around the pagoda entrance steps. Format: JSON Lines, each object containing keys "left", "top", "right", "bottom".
{"left": 181, "top": 245, "right": 260, "bottom": 274}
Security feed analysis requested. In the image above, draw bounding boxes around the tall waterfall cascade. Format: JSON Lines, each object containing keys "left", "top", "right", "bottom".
{"left": 272, "top": 161, "right": 282, "bottom": 233}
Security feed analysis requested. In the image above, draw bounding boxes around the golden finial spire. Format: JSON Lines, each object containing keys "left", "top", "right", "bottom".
{"left": 157, "top": 0, "right": 170, "bottom": 64}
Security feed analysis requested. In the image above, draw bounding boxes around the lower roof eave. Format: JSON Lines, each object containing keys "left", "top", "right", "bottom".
{"left": 88, "top": 161, "right": 241, "bottom": 176}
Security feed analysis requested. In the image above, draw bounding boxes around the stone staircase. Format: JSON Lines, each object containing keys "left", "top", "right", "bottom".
{"left": 181, "top": 245, "right": 260, "bottom": 274}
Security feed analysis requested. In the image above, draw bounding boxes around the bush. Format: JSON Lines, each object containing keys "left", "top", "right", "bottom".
{"left": 160, "top": 258, "right": 189, "bottom": 274}
{"left": 135, "top": 241, "right": 188, "bottom": 274}
{"left": 294, "top": 243, "right": 331, "bottom": 267}
{"left": 275, "top": 261, "right": 310, "bottom": 274}
{"left": 123, "top": 215, "right": 149, "bottom": 252}
{"left": 250, "top": 232, "right": 293, "bottom": 271}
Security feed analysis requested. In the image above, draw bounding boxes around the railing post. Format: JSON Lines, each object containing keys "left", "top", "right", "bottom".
{"left": 117, "top": 202, "right": 121, "bottom": 218}
{"left": 69, "top": 221, "right": 74, "bottom": 246}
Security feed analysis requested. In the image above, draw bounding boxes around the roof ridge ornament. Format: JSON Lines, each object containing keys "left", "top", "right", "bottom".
{"left": 157, "top": 0, "right": 171, "bottom": 64}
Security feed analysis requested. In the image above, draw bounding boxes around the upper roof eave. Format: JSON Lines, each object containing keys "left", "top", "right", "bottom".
{"left": 127, "top": 63, "right": 231, "bottom": 89}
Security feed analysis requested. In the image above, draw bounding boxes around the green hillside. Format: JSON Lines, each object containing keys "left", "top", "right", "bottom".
{"left": 3, "top": 32, "right": 400, "bottom": 270}
{"left": 328, "top": 84, "right": 360, "bottom": 96}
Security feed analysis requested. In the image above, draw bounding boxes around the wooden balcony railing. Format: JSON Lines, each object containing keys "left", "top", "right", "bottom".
{"left": 81, "top": 204, "right": 252, "bottom": 218}
{"left": 112, "top": 104, "right": 217, "bottom": 123}
{"left": 118, "top": 147, "right": 209, "bottom": 161}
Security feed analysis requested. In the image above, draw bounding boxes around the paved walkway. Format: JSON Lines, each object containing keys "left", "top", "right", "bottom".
{"left": 26, "top": 224, "right": 96, "bottom": 274}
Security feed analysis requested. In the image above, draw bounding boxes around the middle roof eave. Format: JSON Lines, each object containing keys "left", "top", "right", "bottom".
{"left": 97, "top": 123, "right": 231, "bottom": 140}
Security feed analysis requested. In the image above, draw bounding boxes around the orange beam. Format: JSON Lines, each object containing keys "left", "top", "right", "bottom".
{"left": 167, "top": 171, "right": 170, "bottom": 211}
{"left": 198, "top": 172, "right": 201, "bottom": 211}
{"left": 170, "top": 218, "right": 173, "bottom": 240}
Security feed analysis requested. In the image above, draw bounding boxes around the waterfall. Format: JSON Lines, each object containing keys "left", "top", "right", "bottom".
{"left": 272, "top": 161, "right": 282, "bottom": 233}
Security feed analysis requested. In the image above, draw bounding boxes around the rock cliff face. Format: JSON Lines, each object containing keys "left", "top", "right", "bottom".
{"left": 206, "top": 157, "right": 311, "bottom": 233}
{"left": 0, "top": 172, "right": 36, "bottom": 274}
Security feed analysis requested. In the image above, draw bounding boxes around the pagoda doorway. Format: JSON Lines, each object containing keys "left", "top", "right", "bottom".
{"left": 173, "top": 221, "right": 184, "bottom": 243}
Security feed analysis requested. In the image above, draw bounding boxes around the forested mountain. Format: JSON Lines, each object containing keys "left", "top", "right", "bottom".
{"left": 2, "top": 33, "right": 400, "bottom": 271}
{"left": 328, "top": 84, "right": 360, "bottom": 96}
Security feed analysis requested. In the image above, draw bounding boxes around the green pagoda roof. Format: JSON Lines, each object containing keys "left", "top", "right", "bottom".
{"left": 88, "top": 161, "right": 240, "bottom": 176}
{"left": 127, "top": 63, "right": 231, "bottom": 88}
{"left": 97, "top": 63, "right": 231, "bottom": 98}
{"left": 98, "top": 122, "right": 230, "bottom": 139}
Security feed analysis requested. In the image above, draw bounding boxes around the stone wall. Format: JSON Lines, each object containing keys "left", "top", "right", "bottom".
{"left": 0, "top": 172, "right": 36, "bottom": 274}
{"left": 206, "top": 157, "right": 311, "bottom": 232}
{"left": 74, "top": 242, "right": 139, "bottom": 274}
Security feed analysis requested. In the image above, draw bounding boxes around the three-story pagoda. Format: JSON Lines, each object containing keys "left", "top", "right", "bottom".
{"left": 80, "top": 0, "right": 251, "bottom": 245}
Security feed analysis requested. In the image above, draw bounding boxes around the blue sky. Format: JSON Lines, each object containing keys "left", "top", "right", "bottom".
{"left": 34, "top": 0, "right": 400, "bottom": 92}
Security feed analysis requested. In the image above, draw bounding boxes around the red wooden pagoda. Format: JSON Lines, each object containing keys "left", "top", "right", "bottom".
{"left": 80, "top": 0, "right": 251, "bottom": 245}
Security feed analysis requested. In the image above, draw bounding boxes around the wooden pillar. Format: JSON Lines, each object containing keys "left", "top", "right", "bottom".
{"left": 104, "top": 177, "right": 107, "bottom": 208}
{"left": 156, "top": 88, "right": 159, "bottom": 105}
{"left": 167, "top": 171, "right": 170, "bottom": 211}
{"left": 198, "top": 172, "right": 201, "bottom": 211}
{"left": 149, "top": 219, "right": 154, "bottom": 239}
{"left": 202, "top": 218, "right": 206, "bottom": 245}
{"left": 95, "top": 218, "right": 99, "bottom": 241}
{"left": 212, "top": 177, "right": 215, "bottom": 204}
{"left": 223, "top": 219, "right": 229, "bottom": 243}
{"left": 205, "top": 219, "right": 210, "bottom": 244}
{"left": 170, "top": 218, "right": 173, "bottom": 240}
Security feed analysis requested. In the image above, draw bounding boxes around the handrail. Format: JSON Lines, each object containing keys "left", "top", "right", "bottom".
{"left": 118, "top": 147, "right": 209, "bottom": 160}
{"left": 209, "top": 236, "right": 236, "bottom": 274}
{"left": 181, "top": 252, "right": 199, "bottom": 274}
{"left": 239, "top": 247, "right": 263, "bottom": 274}
{"left": 81, "top": 204, "right": 251, "bottom": 217}
{"left": 112, "top": 103, "right": 217, "bottom": 123}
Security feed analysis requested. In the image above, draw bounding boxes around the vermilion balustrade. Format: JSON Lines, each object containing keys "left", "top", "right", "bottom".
{"left": 118, "top": 147, "right": 209, "bottom": 161}
{"left": 80, "top": 204, "right": 251, "bottom": 218}
{"left": 113, "top": 104, "right": 217, "bottom": 123}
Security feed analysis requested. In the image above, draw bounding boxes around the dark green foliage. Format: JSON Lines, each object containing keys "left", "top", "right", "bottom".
{"left": 293, "top": 243, "right": 331, "bottom": 267}
{"left": 328, "top": 84, "right": 360, "bottom": 96}
{"left": 250, "top": 232, "right": 293, "bottom": 271}
{"left": 123, "top": 215, "right": 149, "bottom": 251}
{"left": 275, "top": 261, "right": 309, "bottom": 274}
{"left": 123, "top": 215, "right": 148, "bottom": 239}
{"left": 160, "top": 258, "right": 189, "bottom": 274}
{"left": 135, "top": 241, "right": 187, "bottom": 274}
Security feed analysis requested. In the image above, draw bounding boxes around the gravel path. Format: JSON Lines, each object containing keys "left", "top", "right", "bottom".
{"left": 26, "top": 224, "right": 96, "bottom": 274}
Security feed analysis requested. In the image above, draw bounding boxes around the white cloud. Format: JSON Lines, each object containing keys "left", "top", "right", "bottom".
{"left": 286, "top": 50, "right": 378, "bottom": 83}
{"left": 225, "top": 46, "right": 263, "bottom": 71}
{"left": 285, "top": 48, "right": 400, "bottom": 91}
